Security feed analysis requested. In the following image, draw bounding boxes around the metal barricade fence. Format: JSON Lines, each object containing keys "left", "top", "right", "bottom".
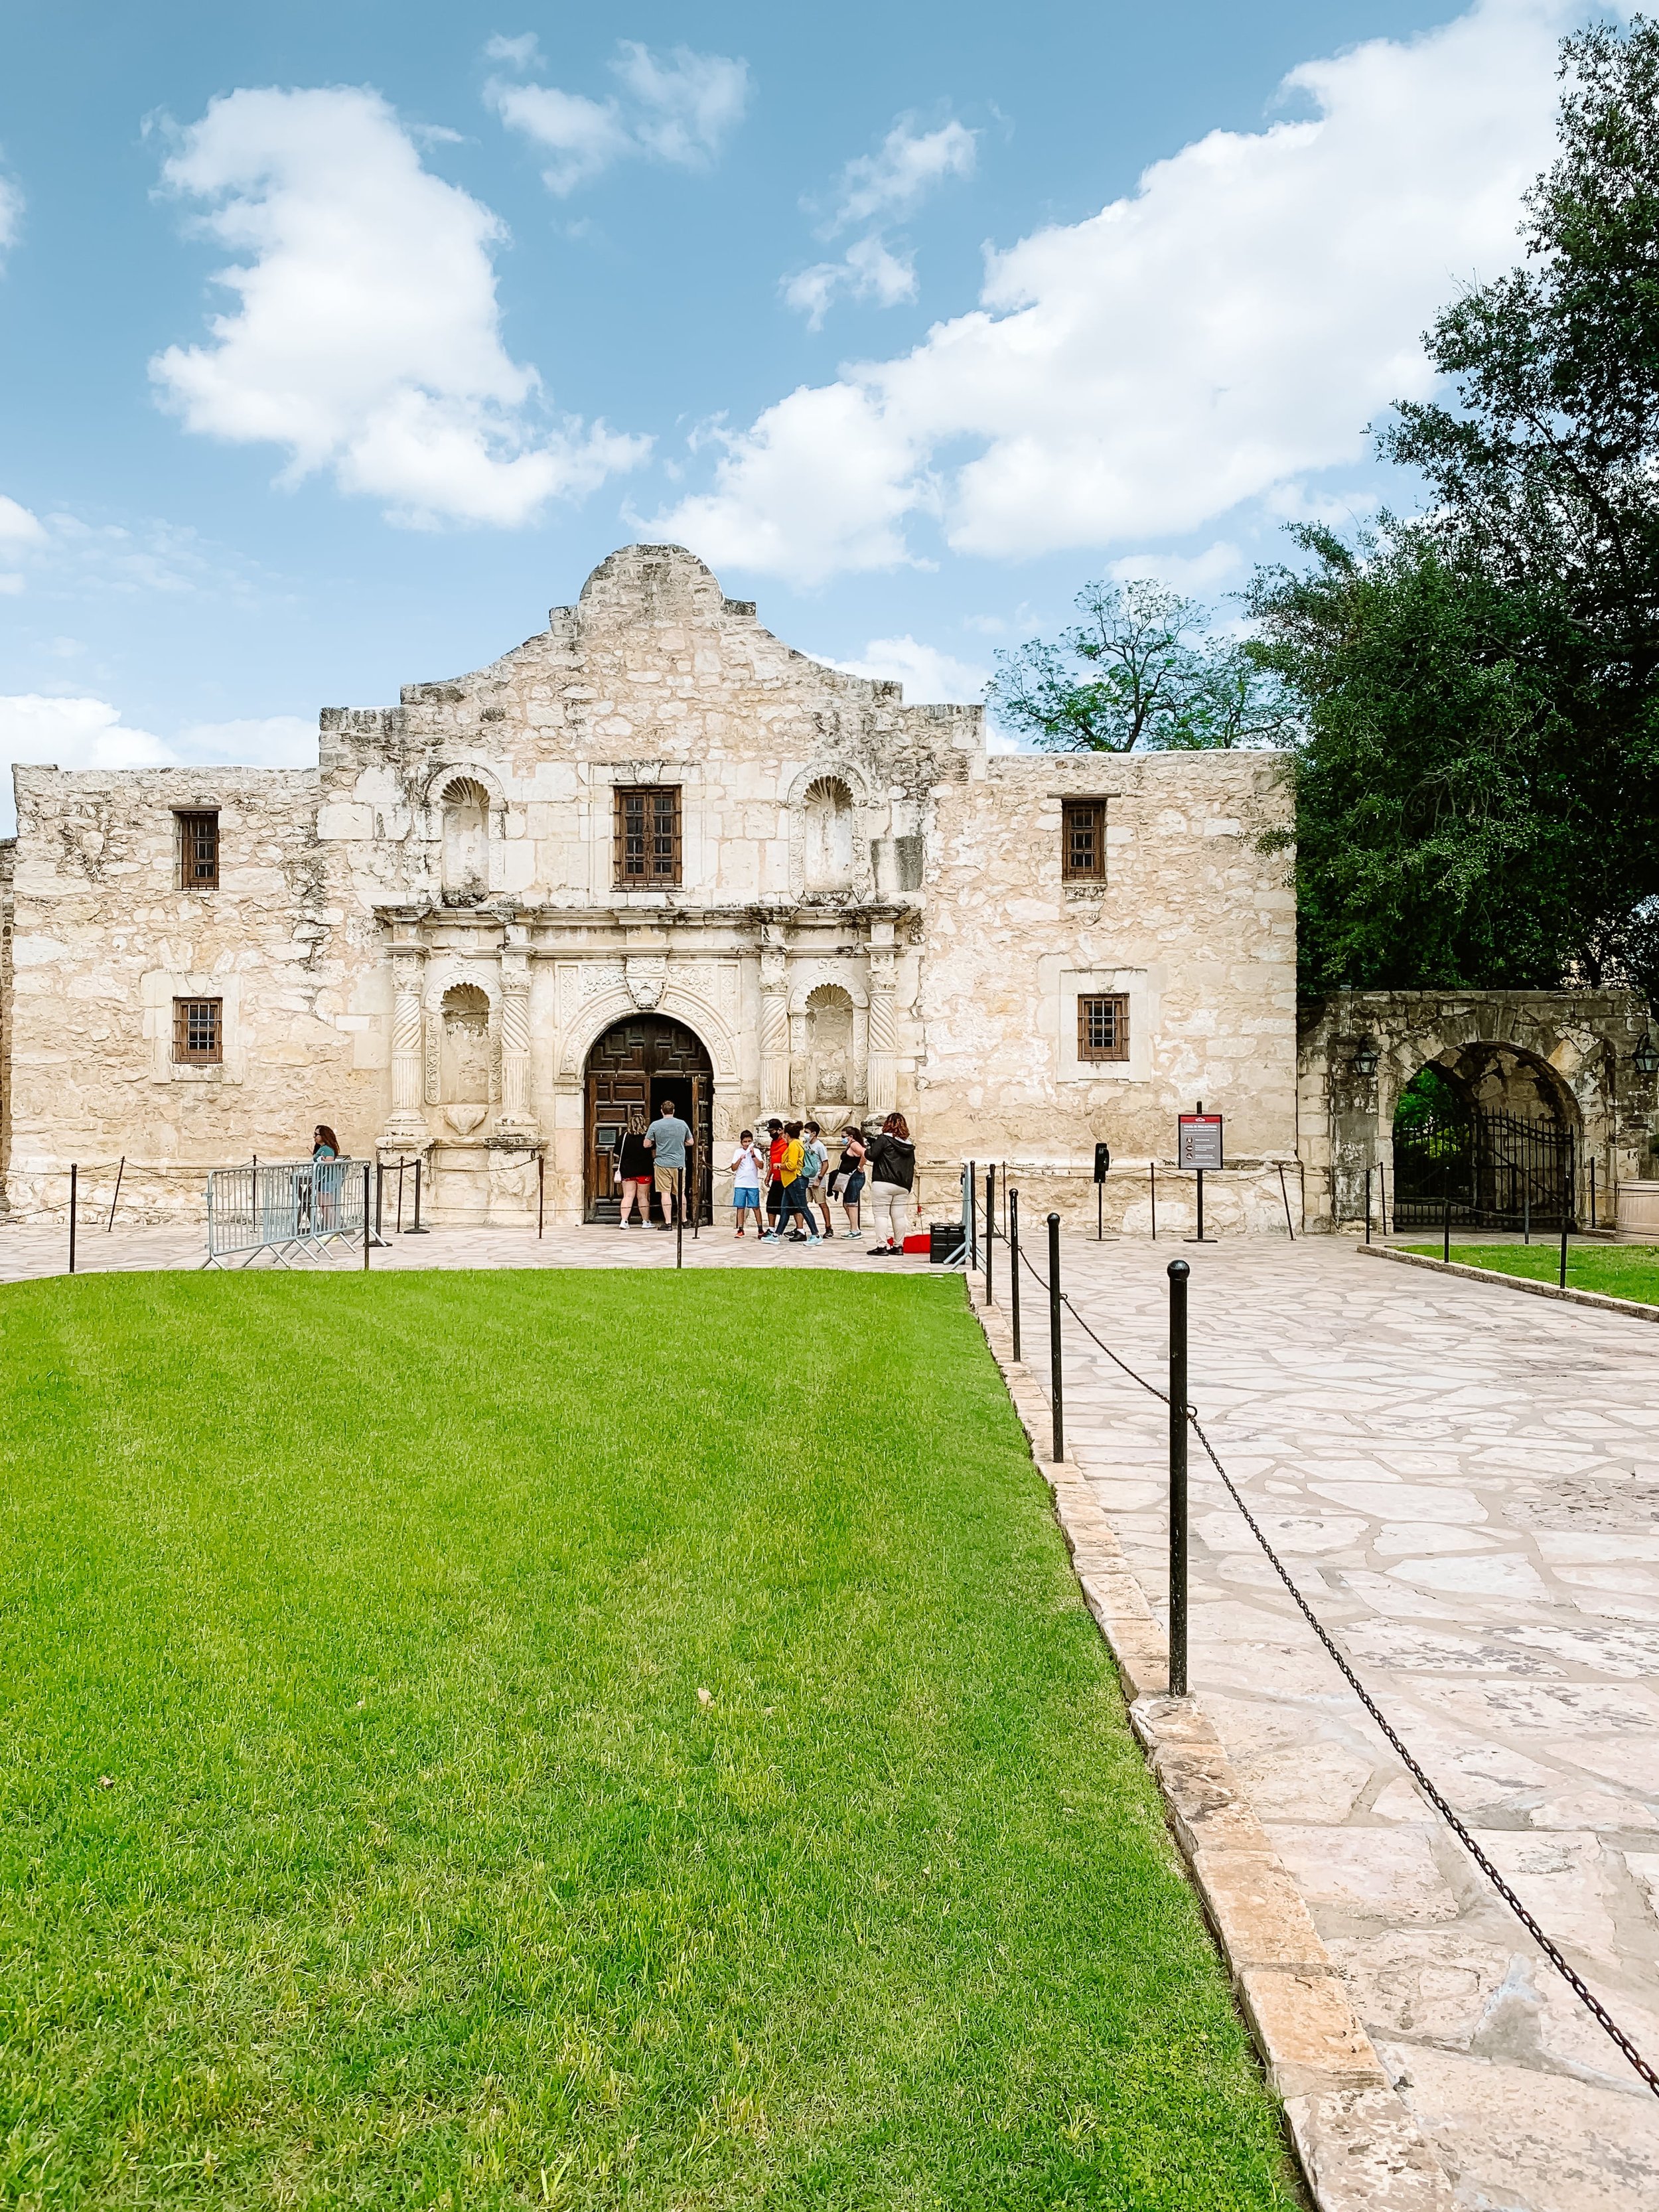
{"left": 205, "top": 1159, "right": 372, "bottom": 1268}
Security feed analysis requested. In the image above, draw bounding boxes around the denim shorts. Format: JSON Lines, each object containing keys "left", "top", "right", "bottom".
{"left": 733, "top": 1187, "right": 762, "bottom": 1213}
{"left": 839, "top": 1170, "right": 866, "bottom": 1203}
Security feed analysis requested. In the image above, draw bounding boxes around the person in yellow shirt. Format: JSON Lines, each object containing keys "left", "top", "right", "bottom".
{"left": 762, "top": 1122, "right": 820, "bottom": 1244}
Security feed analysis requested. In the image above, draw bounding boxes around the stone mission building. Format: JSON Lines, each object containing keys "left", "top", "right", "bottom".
{"left": 0, "top": 545, "right": 1299, "bottom": 1229}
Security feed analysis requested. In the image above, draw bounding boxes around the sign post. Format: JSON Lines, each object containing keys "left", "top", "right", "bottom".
{"left": 1093, "top": 1142, "right": 1110, "bottom": 1241}
{"left": 1177, "top": 1108, "right": 1223, "bottom": 1244}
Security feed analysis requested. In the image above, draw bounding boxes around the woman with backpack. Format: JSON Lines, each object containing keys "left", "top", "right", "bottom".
{"left": 865, "top": 1112, "right": 916, "bottom": 1256}
{"left": 830, "top": 1124, "right": 867, "bottom": 1239}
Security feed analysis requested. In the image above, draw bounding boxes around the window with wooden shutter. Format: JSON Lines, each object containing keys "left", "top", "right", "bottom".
{"left": 1077, "top": 994, "right": 1129, "bottom": 1063}
{"left": 173, "top": 997, "right": 222, "bottom": 1065}
{"left": 614, "top": 786, "right": 682, "bottom": 887}
{"left": 1060, "top": 798, "right": 1106, "bottom": 883}
{"left": 176, "top": 810, "right": 220, "bottom": 889}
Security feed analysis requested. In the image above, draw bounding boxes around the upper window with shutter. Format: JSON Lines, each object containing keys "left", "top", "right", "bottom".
{"left": 614, "top": 786, "right": 682, "bottom": 887}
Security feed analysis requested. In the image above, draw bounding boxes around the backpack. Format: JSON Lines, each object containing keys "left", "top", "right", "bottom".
{"left": 801, "top": 1141, "right": 825, "bottom": 1183}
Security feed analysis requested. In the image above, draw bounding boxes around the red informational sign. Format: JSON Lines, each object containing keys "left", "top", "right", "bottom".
{"left": 1177, "top": 1114, "right": 1224, "bottom": 1171}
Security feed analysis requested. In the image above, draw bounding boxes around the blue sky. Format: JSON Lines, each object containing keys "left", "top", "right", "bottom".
{"left": 0, "top": 1, "right": 1589, "bottom": 820}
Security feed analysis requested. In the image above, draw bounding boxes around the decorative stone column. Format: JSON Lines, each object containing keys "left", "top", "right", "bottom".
{"left": 495, "top": 942, "right": 539, "bottom": 1139}
{"left": 760, "top": 946, "right": 790, "bottom": 1116}
{"left": 867, "top": 938, "right": 897, "bottom": 1120}
{"left": 382, "top": 931, "right": 430, "bottom": 1149}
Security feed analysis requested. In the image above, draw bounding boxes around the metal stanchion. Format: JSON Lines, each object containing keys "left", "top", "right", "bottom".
{"left": 1150, "top": 1159, "right": 1157, "bottom": 1241}
{"left": 1559, "top": 1184, "right": 1570, "bottom": 1290}
{"left": 1277, "top": 1161, "right": 1295, "bottom": 1240}
{"left": 1524, "top": 1188, "right": 1531, "bottom": 1245}
{"left": 396, "top": 1159, "right": 405, "bottom": 1234}
{"left": 106, "top": 1156, "right": 125, "bottom": 1233}
{"left": 1009, "top": 1189, "right": 1022, "bottom": 1363}
{"left": 968, "top": 1159, "right": 977, "bottom": 1271}
{"left": 405, "top": 1157, "right": 429, "bottom": 1234}
{"left": 984, "top": 1163, "right": 995, "bottom": 1305}
{"left": 1365, "top": 1167, "right": 1372, "bottom": 1245}
{"left": 1591, "top": 1157, "right": 1597, "bottom": 1232}
{"left": 538, "top": 1153, "right": 545, "bottom": 1239}
{"left": 1168, "top": 1258, "right": 1190, "bottom": 1698}
{"left": 1047, "top": 1211, "right": 1063, "bottom": 1463}
{"left": 1443, "top": 1193, "right": 1451, "bottom": 1265}
{"left": 375, "top": 1161, "right": 384, "bottom": 1239}
{"left": 68, "top": 1163, "right": 78, "bottom": 1276}
{"left": 362, "top": 1163, "right": 372, "bottom": 1271}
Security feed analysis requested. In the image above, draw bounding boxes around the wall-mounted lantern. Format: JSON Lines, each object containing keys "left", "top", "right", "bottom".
{"left": 1633, "top": 1030, "right": 1659, "bottom": 1078}
{"left": 1351, "top": 1037, "right": 1381, "bottom": 1085}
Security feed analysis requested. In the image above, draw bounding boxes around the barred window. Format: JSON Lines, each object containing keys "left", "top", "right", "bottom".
{"left": 176, "top": 810, "right": 220, "bottom": 889}
{"left": 173, "top": 997, "right": 222, "bottom": 1065}
{"left": 1061, "top": 798, "right": 1105, "bottom": 883}
{"left": 1078, "top": 994, "right": 1129, "bottom": 1063}
{"left": 614, "top": 785, "right": 682, "bottom": 886}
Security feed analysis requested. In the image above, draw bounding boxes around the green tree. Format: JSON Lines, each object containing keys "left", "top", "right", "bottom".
{"left": 1254, "top": 16, "right": 1659, "bottom": 997}
{"left": 987, "top": 577, "right": 1291, "bottom": 753}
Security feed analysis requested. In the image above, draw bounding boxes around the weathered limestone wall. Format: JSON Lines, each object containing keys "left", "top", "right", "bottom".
{"left": 2, "top": 765, "right": 388, "bottom": 1221}
{"left": 919, "top": 750, "right": 1299, "bottom": 1229}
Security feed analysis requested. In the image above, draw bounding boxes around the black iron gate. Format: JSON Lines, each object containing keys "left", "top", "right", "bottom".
{"left": 1392, "top": 1109, "right": 1575, "bottom": 1230}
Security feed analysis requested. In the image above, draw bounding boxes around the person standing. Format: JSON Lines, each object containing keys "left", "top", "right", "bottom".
{"left": 765, "top": 1122, "right": 820, "bottom": 1244}
{"left": 763, "top": 1118, "right": 786, "bottom": 1231}
{"left": 311, "top": 1124, "right": 340, "bottom": 1161}
{"left": 831, "top": 1124, "right": 867, "bottom": 1238}
{"left": 865, "top": 1112, "right": 916, "bottom": 1256}
{"left": 801, "top": 1121, "right": 831, "bottom": 1238}
{"left": 614, "top": 1108, "right": 654, "bottom": 1228}
{"left": 645, "top": 1097, "right": 693, "bottom": 1230}
{"left": 729, "top": 1128, "right": 764, "bottom": 1236}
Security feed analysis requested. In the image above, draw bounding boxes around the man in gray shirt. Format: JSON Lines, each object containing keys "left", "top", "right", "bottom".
{"left": 645, "top": 1099, "right": 693, "bottom": 1230}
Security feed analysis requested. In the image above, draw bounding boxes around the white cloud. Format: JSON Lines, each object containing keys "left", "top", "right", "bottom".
{"left": 784, "top": 236, "right": 916, "bottom": 331}
{"left": 0, "top": 699, "right": 317, "bottom": 833}
{"left": 484, "top": 32, "right": 540, "bottom": 68}
{"left": 824, "top": 633, "right": 989, "bottom": 704}
{"left": 824, "top": 118, "right": 977, "bottom": 233}
{"left": 0, "top": 172, "right": 20, "bottom": 261}
{"left": 0, "top": 496, "right": 42, "bottom": 545}
{"left": 1108, "top": 543, "right": 1244, "bottom": 594}
{"left": 150, "top": 86, "right": 647, "bottom": 526}
{"left": 488, "top": 42, "right": 748, "bottom": 195}
{"left": 660, "top": 0, "right": 1569, "bottom": 582}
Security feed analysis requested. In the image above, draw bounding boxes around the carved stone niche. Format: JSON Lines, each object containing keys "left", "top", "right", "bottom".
{"left": 440, "top": 982, "right": 491, "bottom": 1136}
{"left": 804, "top": 983, "right": 855, "bottom": 1108}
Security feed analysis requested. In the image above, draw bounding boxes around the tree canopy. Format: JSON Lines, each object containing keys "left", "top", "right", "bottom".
{"left": 1250, "top": 16, "right": 1659, "bottom": 998}
{"left": 986, "top": 578, "right": 1293, "bottom": 754}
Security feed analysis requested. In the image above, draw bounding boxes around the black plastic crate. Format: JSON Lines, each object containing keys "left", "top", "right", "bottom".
{"left": 929, "top": 1220, "right": 966, "bottom": 1265}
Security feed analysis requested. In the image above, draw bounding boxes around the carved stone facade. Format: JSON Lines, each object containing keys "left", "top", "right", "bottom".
{"left": 0, "top": 545, "right": 1300, "bottom": 1226}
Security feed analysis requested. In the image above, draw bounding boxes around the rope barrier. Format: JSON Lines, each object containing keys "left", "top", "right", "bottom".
{"left": 995, "top": 1221, "right": 1659, "bottom": 2102}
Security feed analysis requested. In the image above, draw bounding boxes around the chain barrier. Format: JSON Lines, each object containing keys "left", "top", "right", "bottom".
{"left": 992, "top": 1218, "right": 1659, "bottom": 2101}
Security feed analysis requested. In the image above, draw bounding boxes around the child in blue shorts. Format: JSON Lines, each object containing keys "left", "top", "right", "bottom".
{"left": 729, "top": 1130, "right": 765, "bottom": 1236}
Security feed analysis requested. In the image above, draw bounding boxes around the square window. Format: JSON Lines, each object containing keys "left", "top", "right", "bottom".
{"left": 173, "top": 997, "right": 222, "bottom": 1065}
{"left": 1078, "top": 993, "right": 1129, "bottom": 1063}
{"left": 176, "top": 810, "right": 220, "bottom": 889}
{"left": 1061, "top": 798, "right": 1105, "bottom": 883}
{"left": 614, "top": 785, "right": 682, "bottom": 886}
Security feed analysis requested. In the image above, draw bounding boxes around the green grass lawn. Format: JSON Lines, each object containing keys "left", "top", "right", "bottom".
{"left": 0, "top": 1270, "right": 1297, "bottom": 2211}
{"left": 1402, "top": 1240, "right": 1659, "bottom": 1304}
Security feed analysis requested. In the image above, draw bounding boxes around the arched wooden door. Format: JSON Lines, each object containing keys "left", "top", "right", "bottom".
{"left": 584, "top": 1015, "right": 714, "bottom": 1223}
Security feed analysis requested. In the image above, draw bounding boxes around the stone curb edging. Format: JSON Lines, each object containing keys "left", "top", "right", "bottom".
{"left": 1358, "top": 1239, "right": 1659, "bottom": 1321}
{"left": 962, "top": 1277, "right": 1454, "bottom": 2212}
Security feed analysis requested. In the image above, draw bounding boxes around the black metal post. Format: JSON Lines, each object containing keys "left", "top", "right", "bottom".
{"left": 1047, "top": 1212, "right": 1063, "bottom": 1463}
{"left": 1195, "top": 1166, "right": 1206, "bottom": 1242}
{"left": 538, "top": 1153, "right": 545, "bottom": 1239}
{"left": 1009, "top": 1189, "right": 1022, "bottom": 1363}
{"left": 1443, "top": 1193, "right": 1451, "bottom": 1264}
{"left": 68, "top": 1163, "right": 77, "bottom": 1276}
{"left": 1590, "top": 1156, "right": 1597, "bottom": 1232}
{"left": 406, "top": 1157, "right": 428, "bottom": 1233}
{"left": 1150, "top": 1159, "right": 1157, "bottom": 1241}
{"left": 375, "top": 1161, "right": 384, "bottom": 1238}
{"left": 1380, "top": 1163, "right": 1388, "bottom": 1237}
{"left": 968, "top": 1159, "right": 977, "bottom": 1270}
{"left": 362, "top": 1163, "right": 372, "bottom": 1271}
{"left": 984, "top": 1163, "right": 995, "bottom": 1305}
{"left": 106, "top": 1156, "right": 124, "bottom": 1233}
{"left": 1365, "top": 1167, "right": 1372, "bottom": 1245}
{"left": 1524, "top": 1188, "right": 1530, "bottom": 1245}
{"left": 396, "top": 1160, "right": 405, "bottom": 1234}
{"left": 1559, "top": 1153, "right": 1570, "bottom": 1289}
{"left": 1097, "top": 1178, "right": 1103, "bottom": 1242}
{"left": 1168, "top": 1258, "right": 1190, "bottom": 1698}
{"left": 1277, "top": 1161, "right": 1295, "bottom": 1240}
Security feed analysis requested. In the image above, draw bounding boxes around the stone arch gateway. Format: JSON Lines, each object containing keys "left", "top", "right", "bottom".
{"left": 583, "top": 1015, "right": 713, "bottom": 1225}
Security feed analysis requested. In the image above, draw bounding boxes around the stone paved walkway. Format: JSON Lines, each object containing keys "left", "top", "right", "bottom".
{"left": 994, "top": 1230, "right": 1659, "bottom": 2212}
{"left": 0, "top": 1218, "right": 938, "bottom": 1282}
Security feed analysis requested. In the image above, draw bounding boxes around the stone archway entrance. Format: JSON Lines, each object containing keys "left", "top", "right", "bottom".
{"left": 583, "top": 1015, "right": 713, "bottom": 1224}
{"left": 1391, "top": 1047, "right": 1577, "bottom": 1229}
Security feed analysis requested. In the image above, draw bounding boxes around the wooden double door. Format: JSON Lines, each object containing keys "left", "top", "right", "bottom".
{"left": 585, "top": 1015, "right": 714, "bottom": 1223}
